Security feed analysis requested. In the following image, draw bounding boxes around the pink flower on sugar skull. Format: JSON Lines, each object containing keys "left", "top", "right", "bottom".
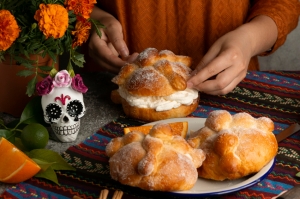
{"left": 53, "top": 69, "right": 72, "bottom": 87}
{"left": 36, "top": 75, "right": 54, "bottom": 96}
{"left": 36, "top": 70, "right": 88, "bottom": 96}
{"left": 71, "top": 74, "right": 88, "bottom": 93}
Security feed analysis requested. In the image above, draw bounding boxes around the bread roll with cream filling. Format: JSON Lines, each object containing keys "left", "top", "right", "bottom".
{"left": 111, "top": 48, "right": 199, "bottom": 122}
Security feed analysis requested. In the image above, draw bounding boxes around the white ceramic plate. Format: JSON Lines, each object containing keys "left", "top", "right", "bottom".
{"left": 145, "top": 117, "right": 275, "bottom": 196}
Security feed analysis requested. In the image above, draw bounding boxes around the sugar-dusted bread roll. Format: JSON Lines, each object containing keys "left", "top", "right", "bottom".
{"left": 106, "top": 123, "right": 206, "bottom": 191}
{"left": 187, "top": 110, "right": 278, "bottom": 181}
{"left": 111, "top": 47, "right": 199, "bottom": 122}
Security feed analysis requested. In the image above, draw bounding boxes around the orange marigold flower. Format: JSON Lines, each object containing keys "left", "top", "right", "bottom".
{"left": 71, "top": 17, "right": 91, "bottom": 48}
{"left": 0, "top": 10, "right": 20, "bottom": 51}
{"left": 65, "top": 0, "right": 96, "bottom": 19}
{"left": 34, "top": 4, "right": 68, "bottom": 39}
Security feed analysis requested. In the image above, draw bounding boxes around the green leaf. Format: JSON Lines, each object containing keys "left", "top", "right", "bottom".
{"left": 39, "top": 65, "right": 53, "bottom": 72}
{"left": 28, "top": 42, "right": 42, "bottom": 51}
{"left": 0, "top": 52, "right": 4, "bottom": 62}
{"left": 2, "top": 0, "right": 25, "bottom": 10}
{"left": 32, "top": 158, "right": 55, "bottom": 172}
{"left": 17, "top": 35, "right": 28, "bottom": 43}
{"left": 38, "top": 72, "right": 49, "bottom": 79}
{"left": 13, "top": 137, "right": 27, "bottom": 151}
{"left": 73, "top": 52, "right": 85, "bottom": 60}
{"left": 47, "top": 51, "right": 57, "bottom": 62}
{"left": 68, "top": 69, "right": 75, "bottom": 78}
{"left": 0, "top": 129, "right": 13, "bottom": 137}
{"left": 20, "top": 96, "right": 48, "bottom": 127}
{"left": 71, "top": 52, "right": 85, "bottom": 68}
{"left": 20, "top": 62, "right": 34, "bottom": 69}
{"left": 0, "top": 118, "right": 4, "bottom": 126}
{"left": 72, "top": 58, "right": 85, "bottom": 68}
{"left": 17, "top": 69, "right": 34, "bottom": 77}
{"left": 17, "top": 43, "right": 25, "bottom": 54}
{"left": 66, "top": 61, "right": 73, "bottom": 71}
{"left": 49, "top": 68, "right": 58, "bottom": 77}
{"left": 26, "top": 76, "right": 37, "bottom": 97}
{"left": 0, "top": 129, "right": 15, "bottom": 142}
{"left": 13, "top": 56, "right": 34, "bottom": 66}
{"left": 34, "top": 166, "right": 59, "bottom": 185}
{"left": 90, "top": 18, "right": 105, "bottom": 38}
{"left": 296, "top": 172, "right": 300, "bottom": 178}
{"left": 20, "top": 96, "right": 42, "bottom": 124}
{"left": 44, "top": 37, "right": 55, "bottom": 46}
{"left": 23, "top": 63, "right": 35, "bottom": 69}
{"left": 68, "top": 14, "right": 77, "bottom": 24}
{"left": 23, "top": 50, "right": 29, "bottom": 58}
{"left": 27, "top": 149, "right": 76, "bottom": 171}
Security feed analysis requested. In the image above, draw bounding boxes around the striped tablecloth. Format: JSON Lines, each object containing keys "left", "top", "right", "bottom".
{"left": 1, "top": 71, "right": 300, "bottom": 199}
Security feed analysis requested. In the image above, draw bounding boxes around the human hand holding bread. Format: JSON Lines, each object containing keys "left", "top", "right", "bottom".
{"left": 105, "top": 48, "right": 278, "bottom": 191}
{"left": 89, "top": 7, "right": 273, "bottom": 96}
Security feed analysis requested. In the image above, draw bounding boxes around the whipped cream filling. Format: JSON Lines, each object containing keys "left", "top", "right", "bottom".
{"left": 118, "top": 87, "right": 199, "bottom": 111}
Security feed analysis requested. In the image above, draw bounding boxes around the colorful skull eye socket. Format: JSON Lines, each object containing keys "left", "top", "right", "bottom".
{"left": 66, "top": 100, "right": 84, "bottom": 121}
{"left": 45, "top": 103, "right": 62, "bottom": 123}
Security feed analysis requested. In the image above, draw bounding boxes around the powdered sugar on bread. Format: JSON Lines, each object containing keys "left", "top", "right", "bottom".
{"left": 106, "top": 123, "right": 206, "bottom": 191}
{"left": 110, "top": 47, "right": 199, "bottom": 122}
{"left": 187, "top": 110, "right": 278, "bottom": 181}
{"left": 112, "top": 48, "right": 195, "bottom": 97}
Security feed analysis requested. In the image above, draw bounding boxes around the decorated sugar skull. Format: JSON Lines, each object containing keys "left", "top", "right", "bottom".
{"left": 36, "top": 70, "right": 88, "bottom": 142}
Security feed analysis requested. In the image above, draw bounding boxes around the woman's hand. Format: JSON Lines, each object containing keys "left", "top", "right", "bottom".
{"left": 187, "top": 15, "right": 278, "bottom": 95}
{"left": 89, "top": 7, "right": 138, "bottom": 73}
{"left": 186, "top": 29, "right": 251, "bottom": 95}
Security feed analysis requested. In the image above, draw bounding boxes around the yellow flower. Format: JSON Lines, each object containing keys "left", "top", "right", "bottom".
{"left": 34, "top": 4, "right": 68, "bottom": 39}
{"left": 65, "top": 0, "right": 96, "bottom": 19}
{"left": 0, "top": 10, "right": 20, "bottom": 51}
{"left": 72, "top": 17, "right": 91, "bottom": 48}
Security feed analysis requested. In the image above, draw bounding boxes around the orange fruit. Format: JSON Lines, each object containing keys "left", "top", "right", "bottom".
{"left": 124, "top": 125, "right": 153, "bottom": 135}
{"left": 168, "top": 121, "right": 188, "bottom": 138}
{"left": 124, "top": 121, "right": 188, "bottom": 138}
{"left": 0, "top": 137, "right": 41, "bottom": 183}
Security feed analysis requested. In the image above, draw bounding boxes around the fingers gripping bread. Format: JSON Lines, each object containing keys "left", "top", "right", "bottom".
{"left": 106, "top": 123, "right": 206, "bottom": 191}
{"left": 187, "top": 110, "right": 278, "bottom": 181}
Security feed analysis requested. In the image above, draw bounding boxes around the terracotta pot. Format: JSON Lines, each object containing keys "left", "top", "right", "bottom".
{"left": 0, "top": 54, "right": 59, "bottom": 117}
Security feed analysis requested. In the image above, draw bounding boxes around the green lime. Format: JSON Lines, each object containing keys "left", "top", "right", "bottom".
{"left": 20, "top": 123, "right": 49, "bottom": 150}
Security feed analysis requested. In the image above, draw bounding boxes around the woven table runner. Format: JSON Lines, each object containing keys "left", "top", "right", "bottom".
{"left": 1, "top": 71, "right": 300, "bottom": 199}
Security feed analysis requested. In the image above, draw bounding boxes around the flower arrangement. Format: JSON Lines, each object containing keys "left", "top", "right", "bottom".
{"left": 0, "top": 0, "right": 103, "bottom": 96}
{"left": 36, "top": 69, "right": 88, "bottom": 96}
